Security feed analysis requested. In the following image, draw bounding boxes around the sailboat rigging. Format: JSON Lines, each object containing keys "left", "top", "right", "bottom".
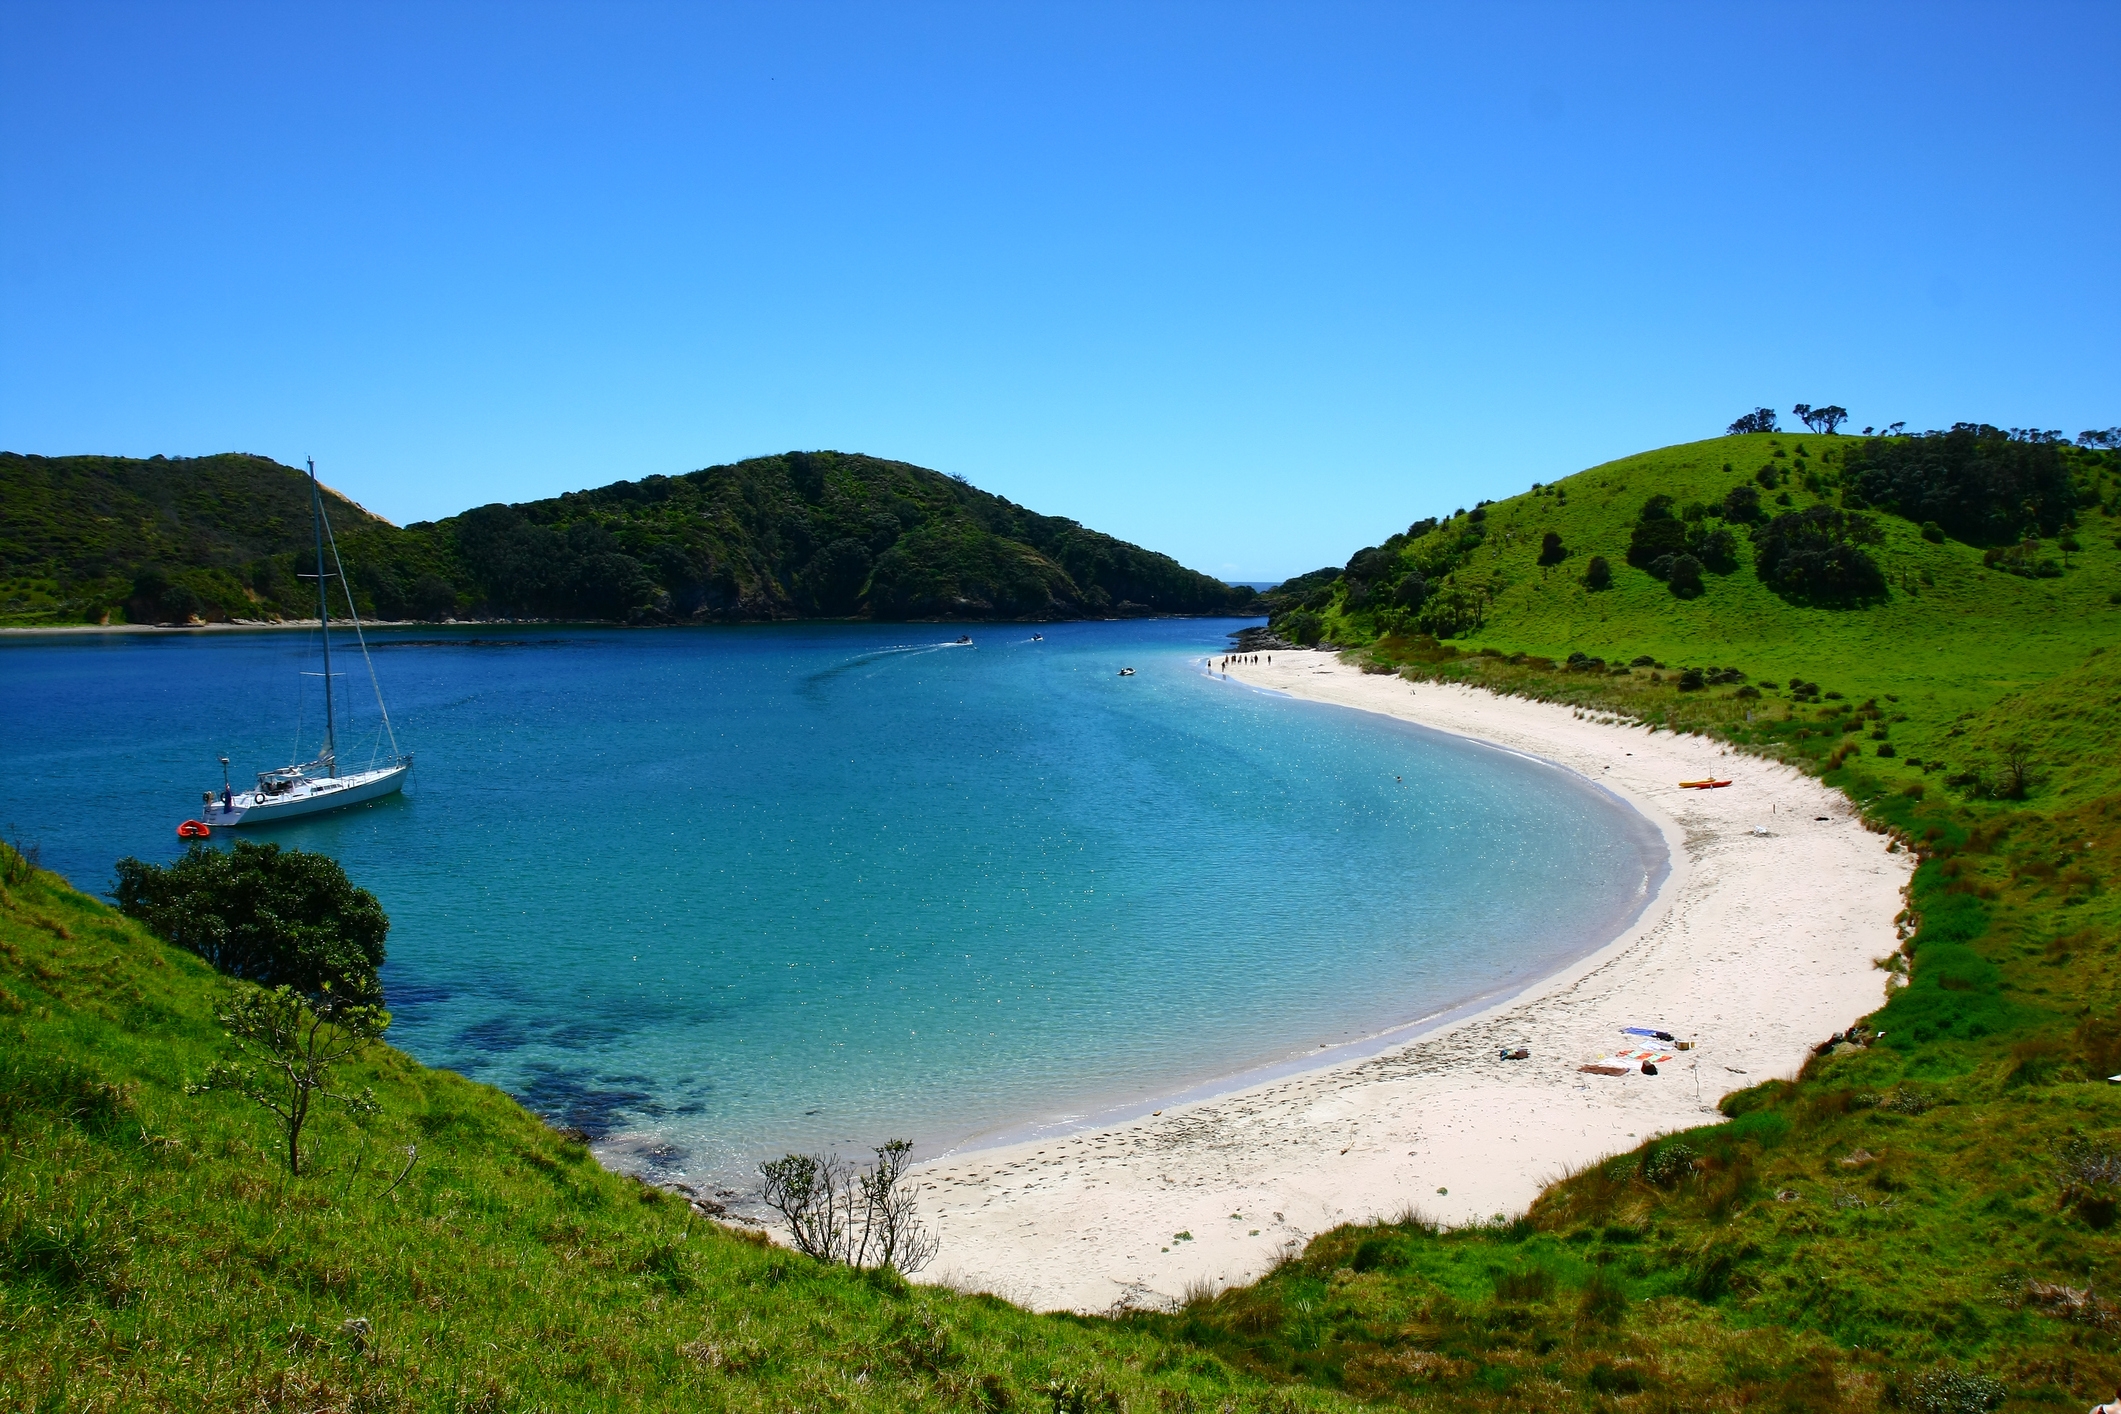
{"left": 196, "top": 459, "right": 413, "bottom": 827}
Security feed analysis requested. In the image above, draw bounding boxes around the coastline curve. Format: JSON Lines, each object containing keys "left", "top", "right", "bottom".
{"left": 912, "top": 650, "right": 1910, "bottom": 1314}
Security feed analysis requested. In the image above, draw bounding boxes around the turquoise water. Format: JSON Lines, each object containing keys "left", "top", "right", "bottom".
{"left": 1, "top": 620, "right": 1662, "bottom": 1185}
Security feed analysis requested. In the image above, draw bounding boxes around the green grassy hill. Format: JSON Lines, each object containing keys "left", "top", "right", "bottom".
{"left": 0, "top": 450, "right": 1255, "bottom": 627}
{"left": 1169, "top": 425, "right": 2120, "bottom": 1409}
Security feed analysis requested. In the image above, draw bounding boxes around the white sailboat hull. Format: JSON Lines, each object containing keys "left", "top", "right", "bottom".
{"left": 205, "top": 763, "right": 409, "bottom": 828}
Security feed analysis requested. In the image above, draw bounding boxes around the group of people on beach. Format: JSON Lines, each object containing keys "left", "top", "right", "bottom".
{"left": 1211, "top": 653, "right": 1267, "bottom": 676}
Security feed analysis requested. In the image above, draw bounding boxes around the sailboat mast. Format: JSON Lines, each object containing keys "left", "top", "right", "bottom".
{"left": 308, "top": 458, "right": 337, "bottom": 777}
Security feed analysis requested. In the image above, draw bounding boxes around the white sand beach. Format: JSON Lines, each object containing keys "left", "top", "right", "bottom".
{"left": 914, "top": 650, "right": 1912, "bottom": 1314}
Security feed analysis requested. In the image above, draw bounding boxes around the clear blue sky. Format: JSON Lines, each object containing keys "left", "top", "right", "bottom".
{"left": 3, "top": 3, "right": 2115, "bottom": 582}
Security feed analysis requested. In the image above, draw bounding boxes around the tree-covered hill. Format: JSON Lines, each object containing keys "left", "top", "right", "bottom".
{"left": 0, "top": 450, "right": 1257, "bottom": 626}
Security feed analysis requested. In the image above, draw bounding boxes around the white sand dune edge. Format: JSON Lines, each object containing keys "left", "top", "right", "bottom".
{"left": 914, "top": 649, "right": 1912, "bottom": 1314}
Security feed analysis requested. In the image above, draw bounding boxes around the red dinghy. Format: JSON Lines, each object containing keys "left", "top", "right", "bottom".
{"left": 1678, "top": 779, "right": 1732, "bottom": 789}
{"left": 176, "top": 819, "right": 212, "bottom": 839}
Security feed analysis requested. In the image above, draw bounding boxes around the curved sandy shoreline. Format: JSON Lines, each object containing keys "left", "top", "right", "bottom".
{"left": 912, "top": 650, "right": 1911, "bottom": 1313}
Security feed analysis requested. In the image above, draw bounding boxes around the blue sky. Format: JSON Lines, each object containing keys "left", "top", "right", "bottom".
{"left": 3, "top": 3, "right": 2115, "bottom": 581}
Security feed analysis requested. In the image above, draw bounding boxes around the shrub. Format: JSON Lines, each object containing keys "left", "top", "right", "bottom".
{"left": 759, "top": 1140, "right": 940, "bottom": 1274}
{"left": 1666, "top": 554, "right": 1705, "bottom": 598}
{"left": 1582, "top": 556, "right": 1613, "bottom": 591}
{"left": 1876, "top": 743, "right": 1897, "bottom": 757}
{"left": 1752, "top": 506, "right": 1889, "bottom": 603}
{"left": 1677, "top": 668, "right": 1705, "bottom": 692}
{"left": 1537, "top": 531, "right": 1566, "bottom": 566}
{"left": 113, "top": 841, "right": 389, "bottom": 1003}
{"left": 1642, "top": 1142, "right": 1697, "bottom": 1186}
{"left": 1720, "top": 484, "right": 1764, "bottom": 523}
{"left": 1920, "top": 521, "right": 1945, "bottom": 542}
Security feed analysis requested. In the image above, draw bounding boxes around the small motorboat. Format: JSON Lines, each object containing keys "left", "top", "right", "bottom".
{"left": 1678, "top": 778, "right": 1732, "bottom": 789}
{"left": 1118, "top": 667, "right": 1135, "bottom": 676}
{"left": 954, "top": 635, "right": 972, "bottom": 645}
{"left": 1031, "top": 633, "right": 1043, "bottom": 641}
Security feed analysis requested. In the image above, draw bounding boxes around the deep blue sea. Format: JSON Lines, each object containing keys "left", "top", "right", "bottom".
{"left": 1, "top": 619, "right": 1662, "bottom": 1186}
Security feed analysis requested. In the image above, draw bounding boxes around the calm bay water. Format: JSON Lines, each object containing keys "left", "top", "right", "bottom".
{"left": 1, "top": 619, "right": 1662, "bottom": 1185}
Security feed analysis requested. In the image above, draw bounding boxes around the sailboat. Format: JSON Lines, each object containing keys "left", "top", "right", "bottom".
{"left": 196, "top": 460, "right": 413, "bottom": 828}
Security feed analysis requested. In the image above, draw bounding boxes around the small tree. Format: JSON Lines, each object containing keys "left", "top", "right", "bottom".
{"left": 1995, "top": 742, "right": 2039, "bottom": 800}
{"left": 190, "top": 984, "right": 388, "bottom": 1175}
{"left": 760, "top": 1140, "right": 939, "bottom": 1273}
{"left": 1537, "top": 531, "right": 1566, "bottom": 566}
{"left": 1727, "top": 408, "right": 1778, "bottom": 435}
{"left": 1582, "top": 555, "right": 1613, "bottom": 591}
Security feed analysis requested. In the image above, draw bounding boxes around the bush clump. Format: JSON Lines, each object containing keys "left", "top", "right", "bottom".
{"left": 1752, "top": 506, "right": 1888, "bottom": 603}
{"left": 113, "top": 841, "right": 389, "bottom": 1003}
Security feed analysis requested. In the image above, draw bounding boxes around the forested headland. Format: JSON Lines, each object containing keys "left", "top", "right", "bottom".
{"left": 0, "top": 449, "right": 1257, "bottom": 626}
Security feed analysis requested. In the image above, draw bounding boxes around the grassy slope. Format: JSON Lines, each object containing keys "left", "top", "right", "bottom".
{"left": 1348, "top": 433, "right": 2116, "bottom": 732}
{"left": 0, "top": 853, "right": 1342, "bottom": 1413}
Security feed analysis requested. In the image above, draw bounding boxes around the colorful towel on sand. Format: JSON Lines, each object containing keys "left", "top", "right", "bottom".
{"left": 1611, "top": 1046, "right": 1675, "bottom": 1064}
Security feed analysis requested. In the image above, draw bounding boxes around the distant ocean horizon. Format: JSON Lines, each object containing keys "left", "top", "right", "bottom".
{"left": 3, "top": 620, "right": 1662, "bottom": 1189}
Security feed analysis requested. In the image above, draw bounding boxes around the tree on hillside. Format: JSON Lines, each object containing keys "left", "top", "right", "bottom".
{"left": 1720, "top": 484, "right": 1765, "bottom": 523}
{"left": 1536, "top": 531, "right": 1566, "bottom": 566}
{"left": 1664, "top": 553, "right": 1705, "bottom": 598}
{"left": 1751, "top": 505, "right": 1888, "bottom": 603}
{"left": 1626, "top": 496, "right": 1688, "bottom": 571}
{"left": 1582, "top": 555, "right": 1613, "bottom": 590}
{"left": 1793, "top": 404, "right": 1850, "bottom": 435}
{"left": 113, "top": 842, "right": 389, "bottom": 1004}
{"left": 1277, "top": 609, "right": 1324, "bottom": 645}
{"left": 1728, "top": 408, "right": 1779, "bottom": 435}
{"left": 1842, "top": 423, "right": 2078, "bottom": 543}
{"left": 189, "top": 984, "right": 388, "bottom": 1176}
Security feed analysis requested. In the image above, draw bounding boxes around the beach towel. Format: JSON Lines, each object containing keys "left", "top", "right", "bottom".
{"left": 1611, "top": 1047, "right": 1675, "bottom": 1065}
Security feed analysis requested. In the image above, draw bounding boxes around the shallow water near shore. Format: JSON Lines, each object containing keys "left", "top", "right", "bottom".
{"left": 2, "top": 620, "right": 1662, "bottom": 1187}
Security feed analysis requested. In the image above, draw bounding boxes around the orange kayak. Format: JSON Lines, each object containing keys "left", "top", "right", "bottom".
{"left": 1678, "top": 779, "right": 1732, "bottom": 789}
